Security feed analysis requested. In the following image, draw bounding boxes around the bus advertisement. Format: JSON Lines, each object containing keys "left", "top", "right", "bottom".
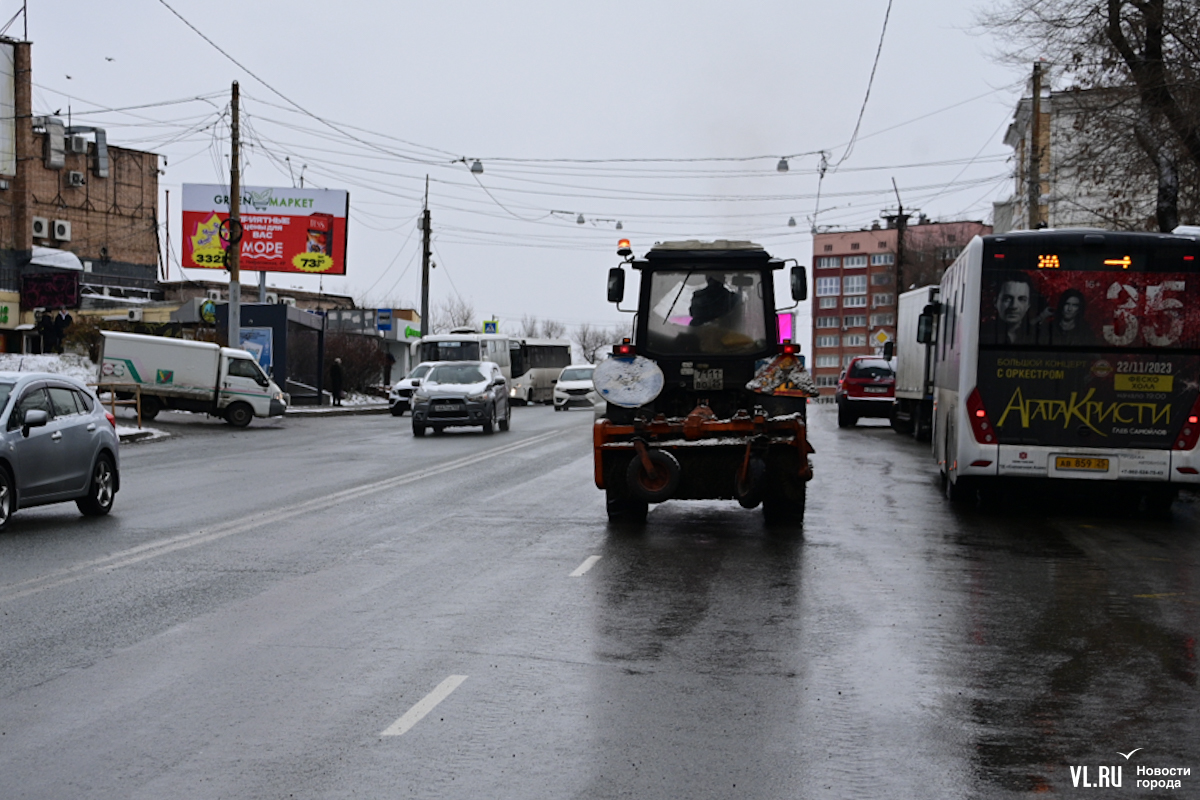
{"left": 933, "top": 229, "right": 1200, "bottom": 507}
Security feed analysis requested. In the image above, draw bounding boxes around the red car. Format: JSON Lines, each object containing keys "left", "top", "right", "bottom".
{"left": 835, "top": 356, "right": 895, "bottom": 428}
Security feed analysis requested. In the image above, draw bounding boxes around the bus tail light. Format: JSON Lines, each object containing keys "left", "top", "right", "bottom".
{"left": 1174, "top": 395, "right": 1200, "bottom": 450}
{"left": 967, "top": 387, "right": 996, "bottom": 444}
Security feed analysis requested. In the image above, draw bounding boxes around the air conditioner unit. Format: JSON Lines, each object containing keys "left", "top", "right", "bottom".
{"left": 31, "top": 216, "right": 49, "bottom": 238}
{"left": 282, "top": 297, "right": 297, "bottom": 307}
{"left": 69, "top": 135, "right": 88, "bottom": 154}
{"left": 126, "top": 309, "right": 143, "bottom": 322}
{"left": 53, "top": 220, "right": 71, "bottom": 241}
{"left": 264, "top": 292, "right": 278, "bottom": 304}
{"left": 206, "top": 289, "right": 222, "bottom": 301}
{"left": 67, "top": 171, "right": 85, "bottom": 187}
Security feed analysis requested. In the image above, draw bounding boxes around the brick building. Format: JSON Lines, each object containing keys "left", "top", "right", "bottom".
{"left": 0, "top": 38, "right": 161, "bottom": 350}
{"left": 810, "top": 218, "right": 991, "bottom": 397}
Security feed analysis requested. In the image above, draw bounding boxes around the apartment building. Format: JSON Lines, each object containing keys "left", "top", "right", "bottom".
{"left": 810, "top": 218, "right": 991, "bottom": 397}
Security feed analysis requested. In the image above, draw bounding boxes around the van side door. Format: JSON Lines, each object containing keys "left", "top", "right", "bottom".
{"left": 222, "top": 356, "right": 271, "bottom": 416}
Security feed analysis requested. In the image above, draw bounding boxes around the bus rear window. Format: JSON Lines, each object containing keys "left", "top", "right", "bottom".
{"left": 980, "top": 245, "right": 1200, "bottom": 350}
{"left": 420, "top": 341, "right": 481, "bottom": 361}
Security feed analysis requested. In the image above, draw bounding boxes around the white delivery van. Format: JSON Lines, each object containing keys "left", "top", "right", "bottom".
{"left": 98, "top": 331, "right": 288, "bottom": 427}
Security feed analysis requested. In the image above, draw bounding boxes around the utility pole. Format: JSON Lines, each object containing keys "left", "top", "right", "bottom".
{"left": 228, "top": 80, "right": 242, "bottom": 349}
{"left": 1028, "top": 61, "right": 1043, "bottom": 230}
{"left": 419, "top": 176, "right": 432, "bottom": 336}
{"left": 891, "top": 178, "right": 908, "bottom": 295}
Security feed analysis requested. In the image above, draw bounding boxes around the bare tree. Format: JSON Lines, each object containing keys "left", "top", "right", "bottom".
{"left": 573, "top": 322, "right": 628, "bottom": 363}
{"left": 540, "top": 318, "right": 566, "bottom": 339}
{"left": 519, "top": 314, "right": 541, "bottom": 337}
{"left": 431, "top": 296, "right": 477, "bottom": 333}
{"left": 979, "top": 0, "right": 1200, "bottom": 230}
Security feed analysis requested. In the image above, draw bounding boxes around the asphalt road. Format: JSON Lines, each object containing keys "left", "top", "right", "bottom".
{"left": 1, "top": 403, "right": 1197, "bottom": 798}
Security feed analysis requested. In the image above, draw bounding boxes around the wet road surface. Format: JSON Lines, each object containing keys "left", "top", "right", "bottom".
{"left": 1, "top": 403, "right": 1197, "bottom": 798}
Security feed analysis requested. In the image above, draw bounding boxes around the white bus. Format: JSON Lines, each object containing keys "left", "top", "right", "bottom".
{"left": 413, "top": 332, "right": 515, "bottom": 377}
{"left": 931, "top": 229, "right": 1200, "bottom": 511}
{"left": 509, "top": 338, "right": 572, "bottom": 404}
{"left": 412, "top": 331, "right": 571, "bottom": 405}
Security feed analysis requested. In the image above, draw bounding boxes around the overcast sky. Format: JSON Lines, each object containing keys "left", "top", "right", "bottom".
{"left": 21, "top": 0, "right": 1025, "bottom": 349}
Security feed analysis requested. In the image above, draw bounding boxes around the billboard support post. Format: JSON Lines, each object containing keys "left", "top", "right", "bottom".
{"left": 228, "top": 80, "right": 241, "bottom": 350}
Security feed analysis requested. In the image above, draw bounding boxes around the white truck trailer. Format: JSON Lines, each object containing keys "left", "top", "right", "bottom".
{"left": 97, "top": 331, "right": 288, "bottom": 427}
{"left": 891, "top": 285, "right": 939, "bottom": 440}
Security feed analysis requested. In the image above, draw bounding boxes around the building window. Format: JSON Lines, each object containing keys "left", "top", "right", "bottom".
{"left": 843, "top": 275, "right": 867, "bottom": 295}
{"left": 843, "top": 334, "right": 866, "bottom": 347}
{"left": 816, "top": 256, "right": 839, "bottom": 268}
{"left": 843, "top": 354, "right": 859, "bottom": 367}
{"left": 816, "top": 277, "right": 840, "bottom": 296}
{"left": 815, "top": 355, "right": 839, "bottom": 368}
{"left": 816, "top": 335, "right": 840, "bottom": 348}
{"left": 871, "top": 313, "right": 895, "bottom": 326}
{"left": 871, "top": 272, "right": 892, "bottom": 285}
{"left": 843, "top": 315, "right": 867, "bottom": 328}
{"left": 823, "top": 244, "right": 833, "bottom": 252}
{"left": 872, "top": 293, "right": 894, "bottom": 307}
{"left": 843, "top": 255, "right": 867, "bottom": 269}
{"left": 851, "top": 242, "right": 860, "bottom": 251}
{"left": 815, "top": 375, "right": 839, "bottom": 387}
{"left": 843, "top": 295, "right": 867, "bottom": 308}
{"left": 878, "top": 241, "right": 887, "bottom": 249}
{"left": 818, "top": 297, "right": 838, "bottom": 309}
{"left": 940, "top": 247, "right": 962, "bottom": 261}
{"left": 815, "top": 316, "right": 839, "bottom": 328}
{"left": 870, "top": 253, "right": 894, "bottom": 266}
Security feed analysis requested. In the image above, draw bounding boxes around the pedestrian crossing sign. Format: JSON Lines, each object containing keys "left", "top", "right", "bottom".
{"left": 483, "top": 320, "right": 498, "bottom": 334}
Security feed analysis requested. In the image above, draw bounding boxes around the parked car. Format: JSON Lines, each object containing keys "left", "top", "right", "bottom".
{"left": 410, "top": 361, "right": 511, "bottom": 436}
{"left": 553, "top": 364, "right": 598, "bottom": 411}
{"left": 0, "top": 372, "right": 120, "bottom": 530}
{"left": 388, "top": 362, "right": 433, "bottom": 416}
{"left": 835, "top": 356, "right": 896, "bottom": 428}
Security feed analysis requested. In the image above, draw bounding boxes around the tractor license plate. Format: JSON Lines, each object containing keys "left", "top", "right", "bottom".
{"left": 693, "top": 369, "right": 724, "bottom": 391}
{"left": 1055, "top": 456, "right": 1110, "bottom": 472}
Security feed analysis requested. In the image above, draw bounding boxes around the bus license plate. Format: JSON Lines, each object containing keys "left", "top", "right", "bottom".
{"left": 693, "top": 369, "right": 723, "bottom": 391}
{"left": 1055, "top": 456, "right": 1110, "bottom": 472}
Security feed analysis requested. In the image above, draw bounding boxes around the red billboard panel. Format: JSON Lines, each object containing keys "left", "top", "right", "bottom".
{"left": 182, "top": 184, "right": 349, "bottom": 275}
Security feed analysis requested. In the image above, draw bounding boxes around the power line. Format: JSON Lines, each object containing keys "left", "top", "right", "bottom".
{"left": 832, "top": 0, "right": 894, "bottom": 169}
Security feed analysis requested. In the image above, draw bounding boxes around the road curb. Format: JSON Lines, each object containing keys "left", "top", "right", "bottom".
{"left": 285, "top": 404, "right": 392, "bottom": 417}
{"left": 118, "top": 430, "right": 159, "bottom": 443}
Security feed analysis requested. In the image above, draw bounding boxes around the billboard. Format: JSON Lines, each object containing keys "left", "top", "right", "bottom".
{"left": 182, "top": 184, "right": 348, "bottom": 275}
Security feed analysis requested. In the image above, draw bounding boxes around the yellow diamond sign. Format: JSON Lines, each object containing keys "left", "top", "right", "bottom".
{"left": 873, "top": 329, "right": 892, "bottom": 346}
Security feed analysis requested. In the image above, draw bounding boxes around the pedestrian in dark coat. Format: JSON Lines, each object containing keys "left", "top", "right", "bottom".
{"left": 51, "top": 306, "right": 72, "bottom": 354}
{"left": 35, "top": 310, "right": 54, "bottom": 354}
{"left": 330, "top": 357, "right": 344, "bottom": 406}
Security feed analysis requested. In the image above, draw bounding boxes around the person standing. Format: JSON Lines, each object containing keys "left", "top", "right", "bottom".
{"left": 330, "top": 357, "right": 344, "bottom": 406}
{"left": 51, "top": 306, "right": 73, "bottom": 354}
{"left": 35, "top": 310, "right": 54, "bottom": 354}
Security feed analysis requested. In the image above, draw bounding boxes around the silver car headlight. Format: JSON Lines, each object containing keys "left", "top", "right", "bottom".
{"left": 467, "top": 392, "right": 489, "bottom": 403}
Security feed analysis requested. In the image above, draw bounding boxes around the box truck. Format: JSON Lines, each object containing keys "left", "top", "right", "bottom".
{"left": 891, "top": 285, "right": 939, "bottom": 440}
{"left": 98, "top": 331, "right": 288, "bottom": 427}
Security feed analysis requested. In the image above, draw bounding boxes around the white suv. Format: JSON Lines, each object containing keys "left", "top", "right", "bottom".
{"left": 553, "top": 365, "right": 598, "bottom": 411}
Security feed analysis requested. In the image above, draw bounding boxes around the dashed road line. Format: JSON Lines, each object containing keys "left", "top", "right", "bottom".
{"left": 569, "top": 555, "right": 601, "bottom": 577}
{"left": 380, "top": 675, "right": 468, "bottom": 737}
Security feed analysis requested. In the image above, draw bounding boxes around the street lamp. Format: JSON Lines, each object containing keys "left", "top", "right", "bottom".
{"left": 777, "top": 158, "right": 789, "bottom": 173}
{"left": 470, "top": 159, "right": 484, "bottom": 174}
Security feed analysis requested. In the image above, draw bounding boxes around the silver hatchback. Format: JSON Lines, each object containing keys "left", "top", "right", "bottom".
{"left": 0, "top": 372, "right": 120, "bottom": 530}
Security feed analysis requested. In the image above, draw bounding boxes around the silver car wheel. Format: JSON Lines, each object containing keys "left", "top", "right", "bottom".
{"left": 94, "top": 460, "right": 114, "bottom": 508}
{"left": 0, "top": 472, "right": 11, "bottom": 529}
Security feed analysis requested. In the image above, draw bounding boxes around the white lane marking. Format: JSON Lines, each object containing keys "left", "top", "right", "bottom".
{"left": 1, "top": 430, "right": 563, "bottom": 604}
{"left": 569, "top": 555, "right": 601, "bottom": 577}
{"left": 381, "top": 675, "right": 468, "bottom": 737}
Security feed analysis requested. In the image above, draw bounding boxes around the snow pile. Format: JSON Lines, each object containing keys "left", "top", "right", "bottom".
{"left": 116, "top": 424, "right": 169, "bottom": 442}
{"left": 0, "top": 353, "right": 98, "bottom": 385}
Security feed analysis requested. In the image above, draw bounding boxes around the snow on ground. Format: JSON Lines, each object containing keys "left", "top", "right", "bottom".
{"left": 115, "top": 425, "right": 169, "bottom": 442}
{"left": 0, "top": 353, "right": 98, "bottom": 384}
